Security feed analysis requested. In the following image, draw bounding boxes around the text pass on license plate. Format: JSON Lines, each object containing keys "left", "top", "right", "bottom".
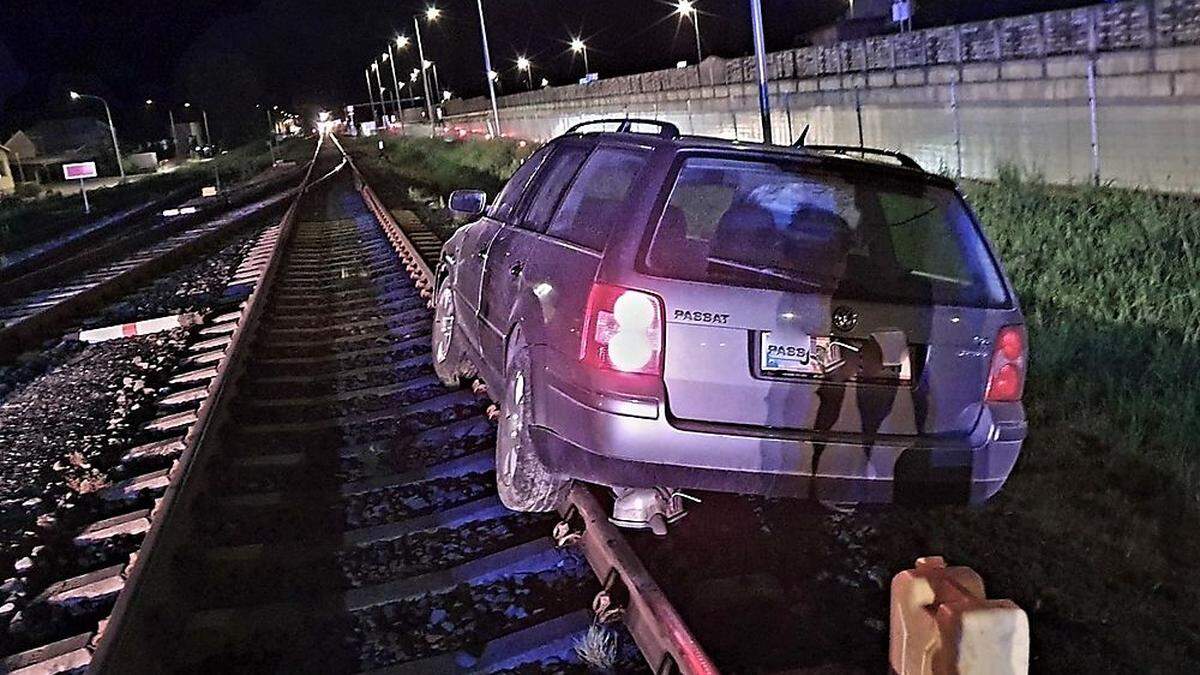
{"left": 762, "top": 332, "right": 819, "bottom": 374}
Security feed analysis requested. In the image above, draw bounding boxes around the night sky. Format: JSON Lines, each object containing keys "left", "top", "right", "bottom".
{"left": 0, "top": 0, "right": 1094, "bottom": 144}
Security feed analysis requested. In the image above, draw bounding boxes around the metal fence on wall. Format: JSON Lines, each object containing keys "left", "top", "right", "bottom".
{"left": 451, "top": 0, "right": 1200, "bottom": 112}
{"left": 442, "top": 0, "right": 1200, "bottom": 191}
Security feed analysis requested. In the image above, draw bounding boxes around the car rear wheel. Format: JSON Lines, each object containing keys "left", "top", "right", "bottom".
{"left": 432, "top": 280, "right": 475, "bottom": 387}
{"left": 496, "top": 345, "right": 570, "bottom": 513}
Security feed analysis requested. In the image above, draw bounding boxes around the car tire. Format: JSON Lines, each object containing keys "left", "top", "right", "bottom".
{"left": 431, "top": 279, "right": 476, "bottom": 388}
{"left": 496, "top": 343, "right": 570, "bottom": 513}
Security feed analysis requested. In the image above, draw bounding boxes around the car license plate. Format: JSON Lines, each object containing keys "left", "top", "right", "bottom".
{"left": 760, "top": 332, "right": 836, "bottom": 375}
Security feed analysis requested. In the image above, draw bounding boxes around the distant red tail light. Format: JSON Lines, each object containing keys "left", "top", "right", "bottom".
{"left": 985, "top": 325, "right": 1026, "bottom": 402}
{"left": 580, "top": 284, "right": 664, "bottom": 375}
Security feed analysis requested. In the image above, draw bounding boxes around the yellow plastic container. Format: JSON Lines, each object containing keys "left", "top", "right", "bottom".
{"left": 890, "top": 556, "right": 1029, "bottom": 675}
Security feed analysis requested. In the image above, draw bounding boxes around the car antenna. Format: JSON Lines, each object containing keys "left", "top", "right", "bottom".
{"left": 797, "top": 124, "right": 810, "bottom": 146}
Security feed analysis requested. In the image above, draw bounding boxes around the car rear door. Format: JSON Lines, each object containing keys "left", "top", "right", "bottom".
{"left": 640, "top": 155, "right": 1017, "bottom": 438}
{"left": 452, "top": 145, "right": 552, "bottom": 359}
{"left": 479, "top": 142, "right": 592, "bottom": 365}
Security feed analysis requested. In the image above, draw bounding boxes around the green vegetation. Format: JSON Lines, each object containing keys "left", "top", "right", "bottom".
{"left": 343, "top": 135, "right": 533, "bottom": 238}
{"left": 348, "top": 138, "right": 1200, "bottom": 670}
{"left": 869, "top": 169, "right": 1200, "bottom": 672}
{"left": 0, "top": 137, "right": 312, "bottom": 257}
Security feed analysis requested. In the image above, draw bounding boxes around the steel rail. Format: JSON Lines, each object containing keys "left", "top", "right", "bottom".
{"left": 87, "top": 134, "right": 326, "bottom": 671}
{"left": 335, "top": 135, "right": 717, "bottom": 675}
{"left": 0, "top": 168, "right": 309, "bottom": 362}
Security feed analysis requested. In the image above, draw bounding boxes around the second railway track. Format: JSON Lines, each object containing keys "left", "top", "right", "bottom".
{"left": 0, "top": 165, "right": 307, "bottom": 363}
{"left": 73, "top": 137, "right": 712, "bottom": 674}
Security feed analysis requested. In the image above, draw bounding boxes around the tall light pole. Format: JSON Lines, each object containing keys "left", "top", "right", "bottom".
{"left": 749, "top": 0, "right": 772, "bottom": 143}
{"left": 372, "top": 60, "right": 388, "bottom": 122}
{"left": 389, "top": 37, "right": 408, "bottom": 132}
{"left": 475, "top": 0, "right": 502, "bottom": 137}
{"left": 201, "top": 110, "right": 212, "bottom": 148}
{"left": 414, "top": 6, "right": 440, "bottom": 133}
{"left": 167, "top": 108, "right": 178, "bottom": 156}
{"left": 70, "top": 91, "right": 125, "bottom": 180}
{"left": 570, "top": 37, "right": 590, "bottom": 76}
{"left": 365, "top": 67, "right": 379, "bottom": 126}
{"left": 258, "top": 104, "right": 276, "bottom": 163}
{"left": 675, "top": 1, "right": 703, "bottom": 66}
{"left": 430, "top": 63, "right": 442, "bottom": 112}
{"left": 146, "top": 99, "right": 176, "bottom": 156}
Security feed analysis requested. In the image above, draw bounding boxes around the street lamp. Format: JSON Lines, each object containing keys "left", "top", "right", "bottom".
{"left": 372, "top": 59, "right": 388, "bottom": 121}
{"left": 570, "top": 37, "right": 590, "bottom": 75}
{"left": 69, "top": 90, "right": 125, "bottom": 180}
{"left": 749, "top": 0, "right": 772, "bottom": 143}
{"left": 516, "top": 56, "right": 533, "bottom": 90}
{"left": 389, "top": 37, "right": 408, "bottom": 133}
{"left": 674, "top": 0, "right": 704, "bottom": 66}
{"left": 475, "top": 0, "right": 503, "bottom": 137}
{"left": 365, "top": 67, "right": 379, "bottom": 126}
{"left": 413, "top": 6, "right": 440, "bottom": 133}
{"left": 181, "top": 102, "right": 213, "bottom": 150}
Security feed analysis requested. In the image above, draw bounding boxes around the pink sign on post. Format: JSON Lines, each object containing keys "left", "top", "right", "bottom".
{"left": 62, "top": 161, "right": 98, "bottom": 180}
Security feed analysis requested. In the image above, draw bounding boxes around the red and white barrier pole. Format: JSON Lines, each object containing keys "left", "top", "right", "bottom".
{"left": 78, "top": 313, "right": 202, "bottom": 344}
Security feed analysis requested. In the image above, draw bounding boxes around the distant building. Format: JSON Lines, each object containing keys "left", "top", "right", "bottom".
{"left": 0, "top": 143, "right": 15, "bottom": 195}
{"left": 3, "top": 117, "right": 112, "bottom": 183}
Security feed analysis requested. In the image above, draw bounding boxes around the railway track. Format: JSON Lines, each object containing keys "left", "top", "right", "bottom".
{"left": 0, "top": 163, "right": 309, "bottom": 362}
{"left": 1, "top": 136, "right": 713, "bottom": 674}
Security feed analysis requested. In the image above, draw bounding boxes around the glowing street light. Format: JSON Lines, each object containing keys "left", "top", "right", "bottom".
{"left": 412, "top": 8, "right": 439, "bottom": 131}
{"left": 674, "top": 0, "right": 704, "bottom": 66}
{"left": 70, "top": 90, "right": 125, "bottom": 179}
{"left": 569, "top": 37, "right": 590, "bottom": 75}
{"left": 396, "top": 35, "right": 411, "bottom": 48}
{"left": 516, "top": 56, "right": 533, "bottom": 89}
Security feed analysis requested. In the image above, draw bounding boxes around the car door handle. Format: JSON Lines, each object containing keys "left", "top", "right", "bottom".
{"left": 509, "top": 261, "right": 525, "bottom": 277}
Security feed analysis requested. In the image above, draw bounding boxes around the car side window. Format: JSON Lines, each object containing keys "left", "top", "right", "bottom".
{"left": 545, "top": 147, "right": 650, "bottom": 250}
{"left": 489, "top": 146, "right": 552, "bottom": 222}
{"left": 515, "top": 145, "right": 591, "bottom": 233}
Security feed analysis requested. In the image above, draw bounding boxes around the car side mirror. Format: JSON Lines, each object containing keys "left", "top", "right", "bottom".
{"left": 449, "top": 189, "right": 487, "bottom": 217}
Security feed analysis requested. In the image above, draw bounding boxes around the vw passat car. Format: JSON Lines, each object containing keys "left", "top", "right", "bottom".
{"left": 432, "top": 119, "right": 1027, "bottom": 516}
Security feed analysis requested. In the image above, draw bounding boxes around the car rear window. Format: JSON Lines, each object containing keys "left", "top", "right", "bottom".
{"left": 643, "top": 156, "right": 1009, "bottom": 308}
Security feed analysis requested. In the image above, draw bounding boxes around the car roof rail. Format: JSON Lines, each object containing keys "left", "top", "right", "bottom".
{"left": 565, "top": 118, "right": 681, "bottom": 139}
{"left": 795, "top": 142, "right": 924, "bottom": 171}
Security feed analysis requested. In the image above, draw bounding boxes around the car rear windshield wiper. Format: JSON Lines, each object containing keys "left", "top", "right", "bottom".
{"left": 707, "top": 257, "right": 828, "bottom": 291}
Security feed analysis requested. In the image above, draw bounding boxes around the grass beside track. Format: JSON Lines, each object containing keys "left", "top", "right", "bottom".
{"left": 0, "top": 137, "right": 312, "bottom": 256}
{"left": 346, "top": 136, "right": 1200, "bottom": 672}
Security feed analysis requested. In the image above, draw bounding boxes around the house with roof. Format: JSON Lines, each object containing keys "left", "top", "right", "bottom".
{"left": 3, "top": 117, "right": 112, "bottom": 183}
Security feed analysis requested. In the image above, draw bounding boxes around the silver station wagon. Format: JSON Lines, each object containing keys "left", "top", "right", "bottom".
{"left": 433, "top": 120, "right": 1027, "bottom": 531}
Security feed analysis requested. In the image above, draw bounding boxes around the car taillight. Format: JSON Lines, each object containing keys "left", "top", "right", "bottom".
{"left": 580, "top": 284, "right": 663, "bottom": 375}
{"left": 985, "top": 325, "right": 1026, "bottom": 402}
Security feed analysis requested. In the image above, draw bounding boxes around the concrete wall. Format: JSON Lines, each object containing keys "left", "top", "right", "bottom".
{"left": 443, "top": 0, "right": 1200, "bottom": 192}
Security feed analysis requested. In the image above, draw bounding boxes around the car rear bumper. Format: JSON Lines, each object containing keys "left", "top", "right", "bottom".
{"left": 531, "top": 365, "right": 1025, "bottom": 505}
